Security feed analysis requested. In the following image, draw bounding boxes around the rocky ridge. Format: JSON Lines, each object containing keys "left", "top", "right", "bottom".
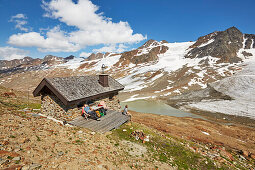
{"left": 186, "top": 27, "right": 245, "bottom": 63}
{"left": 0, "top": 55, "right": 75, "bottom": 70}
{"left": 86, "top": 52, "right": 112, "bottom": 61}
{"left": 0, "top": 86, "right": 254, "bottom": 169}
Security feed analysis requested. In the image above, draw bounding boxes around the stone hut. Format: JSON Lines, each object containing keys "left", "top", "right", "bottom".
{"left": 33, "top": 75, "right": 124, "bottom": 121}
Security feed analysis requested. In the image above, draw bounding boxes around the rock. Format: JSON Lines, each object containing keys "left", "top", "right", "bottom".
{"left": 2, "top": 140, "right": 9, "bottom": 145}
{"left": 239, "top": 155, "right": 246, "bottom": 160}
{"left": 102, "top": 165, "right": 109, "bottom": 170}
{"left": 78, "top": 130, "right": 83, "bottom": 134}
{"left": 29, "top": 163, "right": 42, "bottom": 169}
{"left": 14, "top": 148, "right": 21, "bottom": 152}
{"left": 58, "top": 151, "right": 64, "bottom": 156}
{"left": 220, "top": 149, "right": 234, "bottom": 161}
{"left": 0, "top": 159, "right": 9, "bottom": 165}
{"left": 97, "top": 164, "right": 103, "bottom": 169}
{"left": 90, "top": 132, "right": 96, "bottom": 135}
{"left": 20, "top": 138, "right": 30, "bottom": 143}
{"left": 21, "top": 165, "right": 30, "bottom": 170}
{"left": 13, "top": 156, "right": 21, "bottom": 161}
{"left": 52, "top": 164, "right": 59, "bottom": 168}
{"left": 104, "top": 131, "right": 112, "bottom": 135}
{"left": 144, "top": 136, "right": 150, "bottom": 142}
{"left": 242, "top": 51, "right": 253, "bottom": 57}
{"left": 242, "top": 150, "right": 249, "bottom": 157}
{"left": 5, "top": 165, "right": 23, "bottom": 170}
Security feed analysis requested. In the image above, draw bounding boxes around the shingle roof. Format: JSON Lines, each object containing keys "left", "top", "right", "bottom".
{"left": 33, "top": 75, "right": 124, "bottom": 105}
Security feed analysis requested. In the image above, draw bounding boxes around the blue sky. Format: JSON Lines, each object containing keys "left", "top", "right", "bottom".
{"left": 0, "top": 0, "right": 255, "bottom": 60}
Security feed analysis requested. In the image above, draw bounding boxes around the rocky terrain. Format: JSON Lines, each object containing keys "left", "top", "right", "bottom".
{"left": 0, "top": 86, "right": 255, "bottom": 169}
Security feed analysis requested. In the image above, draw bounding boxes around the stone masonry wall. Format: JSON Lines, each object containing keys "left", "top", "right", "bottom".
{"left": 41, "top": 94, "right": 121, "bottom": 121}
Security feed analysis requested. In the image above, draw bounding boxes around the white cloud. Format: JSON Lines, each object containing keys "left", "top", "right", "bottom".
{"left": 8, "top": 26, "right": 80, "bottom": 52}
{"left": 79, "top": 52, "right": 91, "bottom": 57}
{"left": 11, "top": 13, "right": 27, "bottom": 20}
{"left": 15, "top": 20, "right": 29, "bottom": 32}
{"left": 9, "top": 13, "right": 30, "bottom": 32}
{"left": 0, "top": 46, "right": 29, "bottom": 60}
{"left": 8, "top": 0, "right": 146, "bottom": 52}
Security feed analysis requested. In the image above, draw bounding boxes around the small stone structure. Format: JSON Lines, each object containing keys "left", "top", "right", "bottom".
{"left": 41, "top": 94, "right": 121, "bottom": 121}
{"left": 33, "top": 75, "right": 124, "bottom": 121}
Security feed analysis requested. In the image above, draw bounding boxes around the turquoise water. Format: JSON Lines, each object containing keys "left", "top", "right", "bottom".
{"left": 120, "top": 99, "right": 205, "bottom": 119}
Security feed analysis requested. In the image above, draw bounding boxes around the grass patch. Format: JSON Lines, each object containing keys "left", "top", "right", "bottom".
{"left": 19, "top": 103, "right": 41, "bottom": 110}
{"left": 0, "top": 95, "right": 41, "bottom": 110}
{"left": 7, "top": 156, "right": 13, "bottom": 160}
{"left": 36, "top": 135, "right": 41, "bottom": 141}
{"left": 15, "top": 160, "right": 20, "bottom": 164}
{"left": 0, "top": 99, "right": 20, "bottom": 109}
{"left": 109, "top": 122, "right": 220, "bottom": 169}
{"left": 74, "top": 139, "right": 84, "bottom": 145}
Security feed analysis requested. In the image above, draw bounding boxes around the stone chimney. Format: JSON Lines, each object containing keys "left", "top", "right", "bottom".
{"left": 99, "top": 74, "right": 109, "bottom": 87}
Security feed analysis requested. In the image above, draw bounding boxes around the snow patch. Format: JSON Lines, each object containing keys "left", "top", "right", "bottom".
{"left": 122, "top": 94, "right": 154, "bottom": 102}
{"left": 198, "top": 39, "right": 214, "bottom": 48}
{"left": 202, "top": 131, "right": 210, "bottom": 136}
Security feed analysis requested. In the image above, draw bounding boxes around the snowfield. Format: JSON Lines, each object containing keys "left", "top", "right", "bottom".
{"left": 187, "top": 48, "right": 255, "bottom": 119}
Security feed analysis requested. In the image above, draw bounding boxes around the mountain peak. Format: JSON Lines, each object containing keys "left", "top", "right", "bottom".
{"left": 139, "top": 39, "right": 168, "bottom": 49}
{"left": 87, "top": 52, "right": 112, "bottom": 61}
{"left": 186, "top": 27, "right": 244, "bottom": 63}
{"left": 139, "top": 39, "right": 159, "bottom": 49}
{"left": 225, "top": 26, "right": 241, "bottom": 33}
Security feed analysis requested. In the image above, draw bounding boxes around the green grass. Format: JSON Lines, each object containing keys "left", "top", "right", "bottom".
{"left": 0, "top": 99, "right": 21, "bottom": 109}
{"left": 36, "top": 135, "right": 41, "bottom": 141}
{"left": 19, "top": 103, "right": 41, "bottom": 110}
{"left": 15, "top": 160, "right": 20, "bottom": 164}
{"left": 74, "top": 139, "right": 84, "bottom": 145}
{"left": 7, "top": 156, "right": 13, "bottom": 160}
{"left": 109, "top": 122, "right": 223, "bottom": 170}
{"left": 0, "top": 95, "right": 41, "bottom": 110}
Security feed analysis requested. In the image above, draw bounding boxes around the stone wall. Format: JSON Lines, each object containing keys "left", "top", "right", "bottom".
{"left": 100, "top": 95, "right": 122, "bottom": 112}
{"left": 41, "top": 93, "right": 121, "bottom": 121}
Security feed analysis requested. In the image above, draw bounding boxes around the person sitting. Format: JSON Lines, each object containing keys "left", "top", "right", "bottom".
{"left": 84, "top": 104, "right": 100, "bottom": 120}
{"left": 98, "top": 101, "right": 107, "bottom": 110}
{"left": 98, "top": 101, "right": 107, "bottom": 115}
{"left": 122, "top": 105, "right": 128, "bottom": 115}
{"left": 122, "top": 105, "right": 131, "bottom": 121}
{"left": 81, "top": 104, "right": 90, "bottom": 120}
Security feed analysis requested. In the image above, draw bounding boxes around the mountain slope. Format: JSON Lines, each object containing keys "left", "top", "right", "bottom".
{"left": 0, "top": 27, "right": 254, "bottom": 111}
